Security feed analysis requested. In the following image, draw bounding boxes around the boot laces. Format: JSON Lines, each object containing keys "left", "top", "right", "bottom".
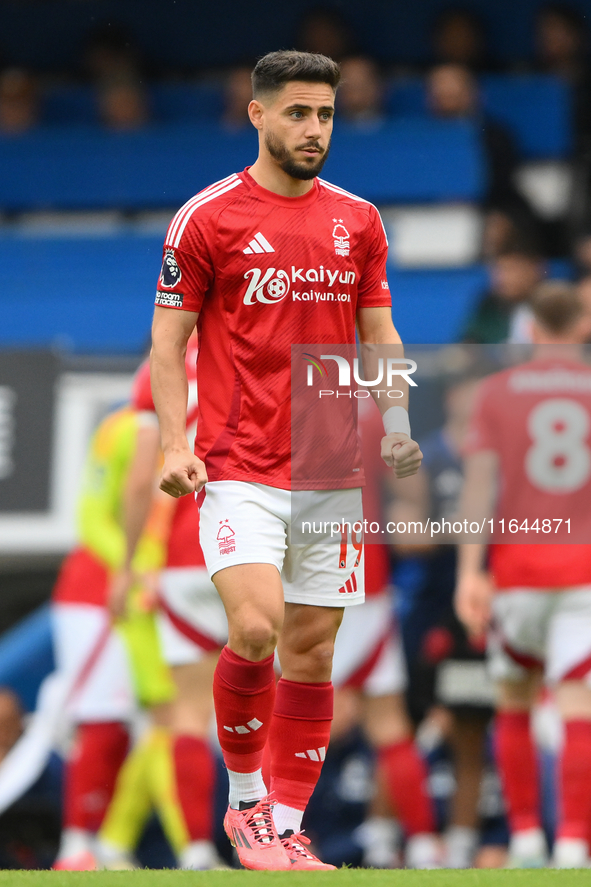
{"left": 245, "top": 799, "right": 277, "bottom": 846}
{"left": 283, "top": 831, "right": 315, "bottom": 859}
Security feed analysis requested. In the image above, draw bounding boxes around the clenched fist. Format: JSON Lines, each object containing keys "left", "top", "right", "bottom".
{"left": 160, "top": 447, "right": 208, "bottom": 498}
{"left": 381, "top": 433, "right": 423, "bottom": 479}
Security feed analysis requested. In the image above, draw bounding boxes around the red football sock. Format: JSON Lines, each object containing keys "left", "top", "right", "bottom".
{"left": 173, "top": 735, "right": 216, "bottom": 841}
{"left": 261, "top": 738, "right": 272, "bottom": 790}
{"left": 63, "top": 721, "right": 129, "bottom": 832}
{"left": 269, "top": 679, "right": 333, "bottom": 812}
{"left": 378, "top": 738, "right": 435, "bottom": 835}
{"left": 557, "top": 719, "right": 591, "bottom": 841}
{"left": 495, "top": 710, "right": 540, "bottom": 832}
{"left": 213, "top": 645, "right": 276, "bottom": 773}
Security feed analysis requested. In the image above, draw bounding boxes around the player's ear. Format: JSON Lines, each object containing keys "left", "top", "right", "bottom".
{"left": 248, "top": 99, "right": 264, "bottom": 130}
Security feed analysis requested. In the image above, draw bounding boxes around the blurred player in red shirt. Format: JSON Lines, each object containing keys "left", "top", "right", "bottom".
{"left": 106, "top": 335, "right": 228, "bottom": 870}
{"left": 331, "top": 396, "right": 438, "bottom": 868}
{"left": 456, "top": 282, "right": 591, "bottom": 868}
{"left": 51, "top": 405, "right": 173, "bottom": 870}
{"left": 149, "top": 50, "right": 422, "bottom": 871}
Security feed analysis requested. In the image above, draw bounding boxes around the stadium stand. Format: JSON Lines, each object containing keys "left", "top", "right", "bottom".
{"left": 0, "top": 64, "right": 574, "bottom": 353}
{"left": 386, "top": 75, "right": 572, "bottom": 159}
{"left": 0, "top": 118, "right": 485, "bottom": 210}
{"left": 0, "top": 228, "right": 571, "bottom": 351}
{"left": 0, "top": 107, "right": 493, "bottom": 351}
{"left": 38, "top": 75, "right": 571, "bottom": 160}
{"left": 0, "top": 0, "right": 581, "bottom": 73}
{"left": 0, "top": 17, "right": 575, "bottom": 355}
{"left": 0, "top": 235, "right": 158, "bottom": 352}
{"left": 0, "top": 234, "right": 490, "bottom": 350}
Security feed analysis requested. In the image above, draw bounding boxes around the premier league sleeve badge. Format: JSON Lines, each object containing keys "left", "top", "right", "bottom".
{"left": 159, "top": 249, "right": 183, "bottom": 288}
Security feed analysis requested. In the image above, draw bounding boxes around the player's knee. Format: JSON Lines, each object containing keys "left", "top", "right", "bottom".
{"left": 230, "top": 619, "right": 279, "bottom": 660}
{"left": 297, "top": 639, "right": 336, "bottom": 682}
{"left": 495, "top": 677, "right": 535, "bottom": 710}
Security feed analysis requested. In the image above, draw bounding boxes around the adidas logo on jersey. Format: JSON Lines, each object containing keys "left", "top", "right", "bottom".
{"left": 338, "top": 573, "right": 358, "bottom": 594}
{"left": 295, "top": 747, "right": 326, "bottom": 761}
{"left": 223, "top": 718, "right": 263, "bottom": 734}
{"left": 243, "top": 232, "right": 275, "bottom": 254}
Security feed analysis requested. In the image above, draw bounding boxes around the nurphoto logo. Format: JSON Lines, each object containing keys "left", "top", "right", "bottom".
{"left": 303, "top": 353, "right": 418, "bottom": 399}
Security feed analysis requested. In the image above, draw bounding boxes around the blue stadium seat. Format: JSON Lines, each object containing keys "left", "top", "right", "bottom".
{"left": 150, "top": 83, "right": 225, "bottom": 122}
{"left": 385, "top": 78, "right": 426, "bottom": 117}
{"left": 42, "top": 85, "right": 98, "bottom": 126}
{"left": 0, "top": 230, "right": 571, "bottom": 353}
{"left": 42, "top": 83, "right": 226, "bottom": 126}
{"left": 0, "top": 124, "right": 253, "bottom": 211}
{"left": 331, "top": 120, "right": 485, "bottom": 203}
{"left": 0, "top": 119, "right": 485, "bottom": 210}
{"left": 0, "top": 235, "right": 162, "bottom": 352}
{"left": 481, "top": 75, "right": 572, "bottom": 160}
{"left": 40, "top": 74, "right": 571, "bottom": 161}
{"left": 389, "top": 259, "right": 573, "bottom": 344}
{"left": 0, "top": 233, "right": 491, "bottom": 351}
{"left": 389, "top": 266, "right": 489, "bottom": 343}
{"left": 386, "top": 74, "right": 572, "bottom": 159}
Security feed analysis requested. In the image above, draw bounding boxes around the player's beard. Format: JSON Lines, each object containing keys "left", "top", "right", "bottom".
{"left": 265, "top": 130, "right": 331, "bottom": 180}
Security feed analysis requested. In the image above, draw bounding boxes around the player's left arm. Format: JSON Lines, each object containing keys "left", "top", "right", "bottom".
{"left": 356, "top": 305, "right": 422, "bottom": 479}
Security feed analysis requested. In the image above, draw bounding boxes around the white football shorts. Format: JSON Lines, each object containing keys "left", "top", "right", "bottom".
{"left": 51, "top": 603, "right": 136, "bottom": 723}
{"left": 199, "top": 481, "right": 365, "bottom": 608}
{"left": 157, "top": 566, "right": 228, "bottom": 666}
{"left": 331, "top": 591, "right": 406, "bottom": 696}
{"left": 489, "top": 586, "right": 591, "bottom": 685}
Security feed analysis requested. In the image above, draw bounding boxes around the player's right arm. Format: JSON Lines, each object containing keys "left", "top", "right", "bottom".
{"left": 150, "top": 306, "right": 207, "bottom": 497}
{"left": 454, "top": 449, "right": 498, "bottom": 637}
{"left": 108, "top": 420, "right": 162, "bottom": 619}
{"left": 389, "top": 470, "right": 436, "bottom": 554}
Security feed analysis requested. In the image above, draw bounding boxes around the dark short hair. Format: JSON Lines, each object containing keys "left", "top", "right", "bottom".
{"left": 531, "top": 281, "right": 583, "bottom": 334}
{"left": 252, "top": 50, "right": 341, "bottom": 99}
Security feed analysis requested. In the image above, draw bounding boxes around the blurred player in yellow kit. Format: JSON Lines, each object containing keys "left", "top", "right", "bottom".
{"left": 52, "top": 404, "right": 195, "bottom": 869}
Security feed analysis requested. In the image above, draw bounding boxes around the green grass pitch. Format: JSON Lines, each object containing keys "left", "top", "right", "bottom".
{"left": 0, "top": 871, "right": 590, "bottom": 887}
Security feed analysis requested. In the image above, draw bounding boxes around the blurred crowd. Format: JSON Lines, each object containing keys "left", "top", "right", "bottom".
{"left": 0, "top": 5, "right": 589, "bottom": 138}
{"left": 2, "top": 5, "right": 591, "bottom": 264}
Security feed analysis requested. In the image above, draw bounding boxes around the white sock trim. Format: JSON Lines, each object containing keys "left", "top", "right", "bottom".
{"left": 227, "top": 768, "right": 267, "bottom": 810}
{"left": 273, "top": 803, "right": 304, "bottom": 836}
{"left": 57, "top": 828, "right": 93, "bottom": 861}
{"left": 179, "top": 839, "right": 219, "bottom": 870}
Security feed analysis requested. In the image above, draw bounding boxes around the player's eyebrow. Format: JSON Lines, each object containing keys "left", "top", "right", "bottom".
{"left": 285, "top": 103, "right": 335, "bottom": 112}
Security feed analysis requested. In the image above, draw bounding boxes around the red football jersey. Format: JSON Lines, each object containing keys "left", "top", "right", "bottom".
{"left": 465, "top": 356, "right": 591, "bottom": 589}
{"left": 52, "top": 546, "right": 109, "bottom": 606}
{"left": 155, "top": 168, "right": 392, "bottom": 491}
{"left": 358, "top": 397, "right": 391, "bottom": 596}
{"left": 132, "top": 344, "right": 206, "bottom": 569}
